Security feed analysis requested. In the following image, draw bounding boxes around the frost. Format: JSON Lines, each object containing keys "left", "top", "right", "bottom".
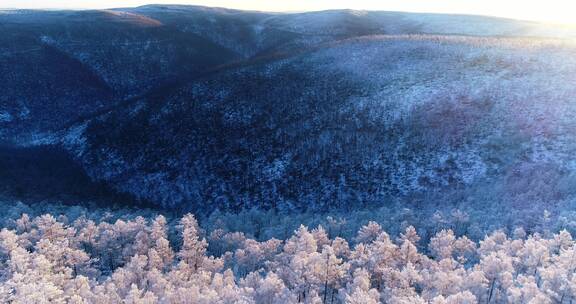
{"left": 0, "top": 206, "right": 574, "bottom": 303}
{"left": 0, "top": 111, "right": 12, "bottom": 122}
{"left": 61, "top": 123, "right": 88, "bottom": 155}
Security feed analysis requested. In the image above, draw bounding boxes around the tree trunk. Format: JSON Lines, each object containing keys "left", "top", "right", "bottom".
{"left": 331, "top": 288, "right": 336, "bottom": 304}
{"left": 487, "top": 279, "right": 496, "bottom": 304}
{"left": 324, "top": 253, "right": 330, "bottom": 304}
{"left": 323, "top": 281, "right": 328, "bottom": 304}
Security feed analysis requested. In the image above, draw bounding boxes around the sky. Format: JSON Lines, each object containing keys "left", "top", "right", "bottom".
{"left": 3, "top": 0, "right": 576, "bottom": 24}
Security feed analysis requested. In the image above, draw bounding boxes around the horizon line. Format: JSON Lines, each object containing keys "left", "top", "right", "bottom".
{"left": 0, "top": 4, "right": 554, "bottom": 25}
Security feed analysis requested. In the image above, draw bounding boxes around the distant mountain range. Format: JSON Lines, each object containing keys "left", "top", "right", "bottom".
{"left": 2, "top": 5, "right": 576, "bottom": 212}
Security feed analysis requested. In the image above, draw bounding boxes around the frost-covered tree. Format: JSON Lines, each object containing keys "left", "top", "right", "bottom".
{"left": 177, "top": 214, "right": 208, "bottom": 271}
{"left": 2, "top": 209, "right": 576, "bottom": 303}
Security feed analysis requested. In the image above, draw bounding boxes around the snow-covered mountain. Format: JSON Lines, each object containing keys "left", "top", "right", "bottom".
{"left": 2, "top": 5, "right": 576, "bottom": 213}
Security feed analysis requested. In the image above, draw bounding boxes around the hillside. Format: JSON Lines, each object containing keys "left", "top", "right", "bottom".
{"left": 62, "top": 35, "right": 576, "bottom": 214}
{"left": 2, "top": 5, "right": 576, "bottom": 214}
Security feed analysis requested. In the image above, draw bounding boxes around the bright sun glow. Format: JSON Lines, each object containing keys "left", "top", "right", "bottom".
{"left": 3, "top": 0, "right": 576, "bottom": 25}
{"left": 464, "top": 0, "right": 576, "bottom": 25}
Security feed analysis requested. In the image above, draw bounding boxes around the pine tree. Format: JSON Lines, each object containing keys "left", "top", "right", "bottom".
{"left": 177, "top": 214, "right": 207, "bottom": 271}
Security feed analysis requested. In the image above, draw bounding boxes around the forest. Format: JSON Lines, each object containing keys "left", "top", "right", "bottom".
{"left": 0, "top": 200, "right": 574, "bottom": 303}
{"left": 3, "top": 5, "right": 576, "bottom": 303}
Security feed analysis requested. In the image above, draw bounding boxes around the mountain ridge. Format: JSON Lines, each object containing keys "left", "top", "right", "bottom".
{"left": 2, "top": 5, "right": 576, "bottom": 213}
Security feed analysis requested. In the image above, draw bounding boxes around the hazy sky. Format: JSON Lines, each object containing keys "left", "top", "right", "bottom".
{"left": 3, "top": 0, "right": 576, "bottom": 24}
